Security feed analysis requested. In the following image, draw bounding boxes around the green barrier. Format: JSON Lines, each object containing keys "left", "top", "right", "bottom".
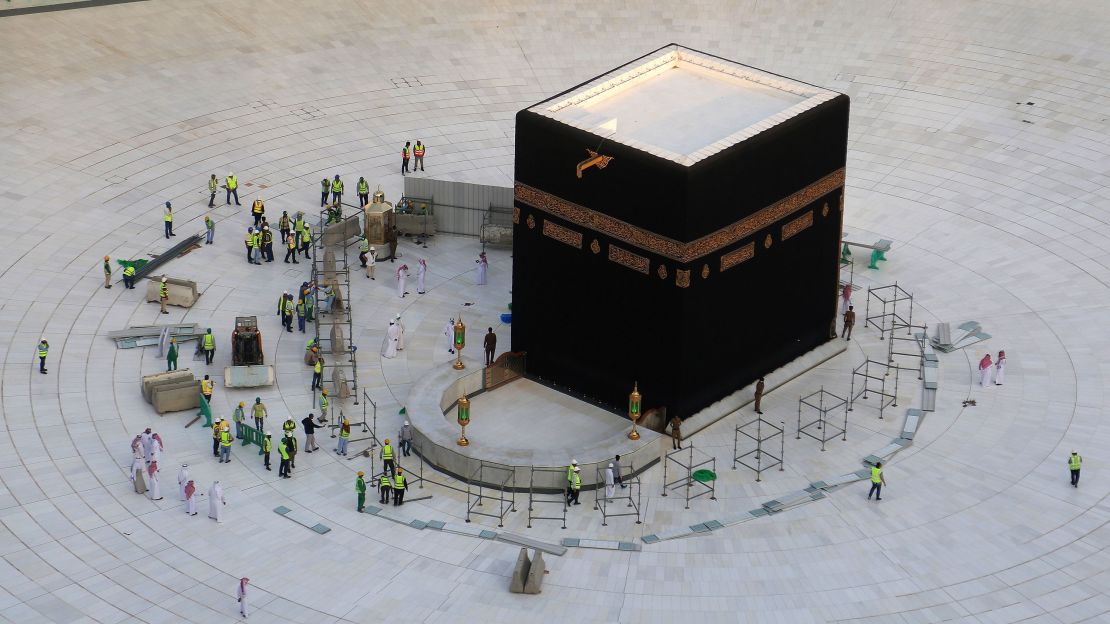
{"left": 868, "top": 248, "right": 887, "bottom": 269}
{"left": 841, "top": 242, "right": 852, "bottom": 263}
{"left": 239, "top": 424, "right": 266, "bottom": 455}
{"left": 197, "top": 395, "right": 212, "bottom": 427}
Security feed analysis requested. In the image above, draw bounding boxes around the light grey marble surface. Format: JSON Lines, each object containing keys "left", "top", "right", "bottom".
{"left": 0, "top": 1, "right": 1108, "bottom": 622}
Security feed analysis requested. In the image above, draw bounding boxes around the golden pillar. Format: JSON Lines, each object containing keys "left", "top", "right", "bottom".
{"left": 456, "top": 396, "right": 470, "bottom": 446}
{"left": 452, "top": 314, "right": 467, "bottom": 370}
{"left": 628, "top": 382, "right": 642, "bottom": 440}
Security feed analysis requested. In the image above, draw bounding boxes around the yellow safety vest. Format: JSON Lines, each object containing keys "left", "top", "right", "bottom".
{"left": 209, "top": 178, "right": 218, "bottom": 192}
{"left": 358, "top": 181, "right": 368, "bottom": 194}
{"left": 38, "top": 343, "right": 48, "bottom": 357}
{"left": 393, "top": 474, "right": 406, "bottom": 489}
{"left": 164, "top": 209, "right": 172, "bottom": 222}
{"left": 159, "top": 283, "right": 168, "bottom": 299}
{"left": 380, "top": 475, "right": 390, "bottom": 488}
{"left": 213, "top": 424, "right": 222, "bottom": 439}
{"left": 220, "top": 431, "right": 231, "bottom": 447}
{"left": 320, "top": 395, "right": 329, "bottom": 412}
{"left": 123, "top": 266, "right": 135, "bottom": 277}
{"left": 278, "top": 442, "right": 289, "bottom": 460}
{"left": 1069, "top": 455, "right": 1082, "bottom": 470}
{"left": 332, "top": 180, "right": 343, "bottom": 193}
{"left": 227, "top": 175, "right": 237, "bottom": 189}
{"left": 571, "top": 473, "right": 581, "bottom": 490}
{"left": 339, "top": 426, "right": 350, "bottom": 439}
{"left": 252, "top": 403, "right": 265, "bottom": 418}
{"left": 871, "top": 467, "right": 882, "bottom": 483}
{"left": 382, "top": 444, "right": 393, "bottom": 460}
{"left": 263, "top": 437, "right": 271, "bottom": 452}
{"left": 252, "top": 201, "right": 263, "bottom": 215}
{"left": 201, "top": 379, "right": 213, "bottom": 395}
{"left": 283, "top": 420, "right": 295, "bottom": 433}
{"left": 203, "top": 334, "right": 214, "bottom": 350}
{"left": 321, "top": 180, "right": 329, "bottom": 192}
{"left": 314, "top": 360, "right": 322, "bottom": 374}
{"left": 414, "top": 144, "right": 425, "bottom": 157}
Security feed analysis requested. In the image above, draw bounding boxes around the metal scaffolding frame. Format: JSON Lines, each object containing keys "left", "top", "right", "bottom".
{"left": 733, "top": 417, "right": 784, "bottom": 482}
{"left": 662, "top": 445, "right": 717, "bottom": 509}
{"left": 796, "top": 388, "right": 848, "bottom": 451}
{"left": 864, "top": 282, "right": 914, "bottom": 340}
{"left": 593, "top": 465, "right": 642, "bottom": 526}
{"left": 888, "top": 323, "right": 928, "bottom": 381}
{"left": 848, "top": 359, "right": 898, "bottom": 419}
{"left": 466, "top": 462, "right": 516, "bottom": 527}
{"left": 526, "top": 466, "right": 567, "bottom": 529}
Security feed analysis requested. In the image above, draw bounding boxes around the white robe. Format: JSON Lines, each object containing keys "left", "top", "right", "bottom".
{"left": 177, "top": 466, "right": 190, "bottom": 501}
{"left": 237, "top": 583, "right": 249, "bottom": 616}
{"left": 476, "top": 258, "right": 488, "bottom": 285}
{"left": 417, "top": 263, "right": 427, "bottom": 293}
{"left": 208, "top": 483, "right": 225, "bottom": 522}
{"left": 150, "top": 443, "right": 162, "bottom": 465}
{"left": 366, "top": 249, "right": 376, "bottom": 278}
{"left": 185, "top": 491, "right": 197, "bottom": 515}
{"left": 979, "top": 364, "right": 991, "bottom": 387}
{"left": 397, "top": 270, "right": 408, "bottom": 297}
{"left": 147, "top": 471, "right": 162, "bottom": 501}
{"left": 994, "top": 358, "right": 1005, "bottom": 384}
{"left": 444, "top": 321, "right": 455, "bottom": 353}
{"left": 396, "top": 318, "right": 406, "bottom": 351}
{"left": 131, "top": 459, "right": 147, "bottom": 494}
{"left": 604, "top": 468, "right": 615, "bottom": 500}
{"left": 382, "top": 323, "right": 400, "bottom": 359}
{"left": 140, "top": 433, "right": 153, "bottom": 464}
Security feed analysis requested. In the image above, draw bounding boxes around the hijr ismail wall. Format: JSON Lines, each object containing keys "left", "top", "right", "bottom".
{"left": 511, "top": 45, "right": 849, "bottom": 421}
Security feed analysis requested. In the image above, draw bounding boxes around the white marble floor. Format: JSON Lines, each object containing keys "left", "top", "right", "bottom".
{"left": 0, "top": 1, "right": 1109, "bottom": 623}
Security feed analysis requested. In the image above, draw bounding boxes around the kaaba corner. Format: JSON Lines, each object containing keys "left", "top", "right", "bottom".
{"left": 511, "top": 44, "right": 850, "bottom": 421}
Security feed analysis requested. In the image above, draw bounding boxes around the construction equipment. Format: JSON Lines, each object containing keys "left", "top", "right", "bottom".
{"left": 231, "top": 316, "right": 264, "bottom": 365}
{"left": 225, "top": 316, "right": 274, "bottom": 388}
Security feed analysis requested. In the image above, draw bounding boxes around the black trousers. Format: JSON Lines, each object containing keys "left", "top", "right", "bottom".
{"left": 263, "top": 243, "right": 273, "bottom": 262}
{"left": 393, "top": 488, "right": 406, "bottom": 505}
{"left": 382, "top": 459, "right": 395, "bottom": 478}
{"left": 868, "top": 483, "right": 882, "bottom": 499}
{"left": 380, "top": 486, "right": 391, "bottom": 503}
{"left": 279, "top": 458, "right": 290, "bottom": 476}
{"left": 213, "top": 438, "right": 220, "bottom": 457}
{"left": 331, "top": 191, "right": 342, "bottom": 204}
{"left": 301, "top": 243, "right": 311, "bottom": 259}
{"left": 321, "top": 191, "right": 328, "bottom": 207}
{"left": 359, "top": 193, "right": 368, "bottom": 206}
{"left": 282, "top": 313, "right": 293, "bottom": 332}
{"left": 227, "top": 188, "right": 239, "bottom": 205}
{"left": 568, "top": 489, "right": 580, "bottom": 504}
{"left": 280, "top": 228, "right": 290, "bottom": 243}
{"left": 311, "top": 372, "right": 322, "bottom": 390}
{"left": 264, "top": 452, "right": 270, "bottom": 469}
{"left": 245, "top": 243, "right": 252, "bottom": 262}
{"left": 39, "top": 356, "right": 46, "bottom": 372}
{"left": 209, "top": 192, "right": 216, "bottom": 207}
{"left": 1071, "top": 469, "right": 1080, "bottom": 486}
{"left": 284, "top": 248, "right": 297, "bottom": 263}
{"left": 402, "top": 158, "right": 409, "bottom": 174}
{"left": 123, "top": 275, "right": 134, "bottom": 289}
{"left": 205, "top": 349, "right": 214, "bottom": 364}
{"left": 253, "top": 213, "right": 263, "bottom": 227}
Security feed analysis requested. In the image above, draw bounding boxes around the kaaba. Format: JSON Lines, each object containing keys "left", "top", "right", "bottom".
{"left": 512, "top": 44, "right": 849, "bottom": 421}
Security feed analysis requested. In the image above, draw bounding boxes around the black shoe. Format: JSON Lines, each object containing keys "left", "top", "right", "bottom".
{"left": 266, "top": 467, "right": 271, "bottom": 471}
{"left": 106, "top": 285, "right": 112, "bottom": 289}
{"left": 162, "top": 311, "right": 169, "bottom": 314}
{"left": 867, "top": 496, "right": 871, "bottom": 500}
{"left": 756, "top": 411, "right": 764, "bottom": 415}
{"left": 171, "top": 233, "right": 177, "bottom": 236}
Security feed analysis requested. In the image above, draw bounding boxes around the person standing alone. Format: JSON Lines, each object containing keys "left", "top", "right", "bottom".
{"left": 484, "top": 327, "right": 497, "bottom": 366}
{"left": 868, "top": 462, "right": 886, "bottom": 500}
{"left": 163, "top": 202, "right": 175, "bottom": 238}
{"left": 1068, "top": 451, "right": 1082, "bottom": 488}
{"left": 208, "top": 174, "right": 218, "bottom": 207}
{"left": 841, "top": 305, "right": 855, "bottom": 340}
{"left": 103, "top": 255, "right": 113, "bottom": 289}
{"left": 226, "top": 172, "right": 240, "bottom": 205}
{"left": 754, "top": 376, "right": 765, "bottom": 414}
{"left": 37, "top": 337, "right": 49, "bottom": 374}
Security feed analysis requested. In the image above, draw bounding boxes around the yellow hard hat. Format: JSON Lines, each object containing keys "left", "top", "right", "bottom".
{"left": 103, "top": 255, "right": 110, "bottom": 261}
{"left": 357, "top": 471, "right": 364, "bottom": 476}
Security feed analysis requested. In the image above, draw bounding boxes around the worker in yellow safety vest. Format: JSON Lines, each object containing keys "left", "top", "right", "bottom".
{"left": 219, "top": 427, "right": 232, "bottom": 463}
{"left": 381, "top": 439, "right": 395, "bottom": 478}
{"left": 123, "top": 264, "right": 136, "bottom": 289}
{"left": 37, "top": 338, "right": 49, "bottom": 374}
{"left": 250, "top": 198, "right": 265, "bottom": 227}
{"left": 159, "top": 277, "right": 169, "bottom": 314}
{"left": 357, "top": 177, "right": 369, "bottom": 206}
{"left": 201, "top": 374, "right": 214, "bottom": 404}
{"left": 320, "top": 178, "right": 330, "bottom": 207}
{"left": 379, "top": 472, "right": 391, "bottom": 504}
{"left": 226, "top": 172, "right": 240, "bottom": 205}
{"left": 868, "top": 462, "right": 887, "bottom": 501}
{"left": 244, "top": 227, "right": 255, "bottom": 264}
{"left": 311, "top": 355, "right": 323, "bottom": 391}
{"left": 262, "top": 432, "right": 272, "bottom": 471}
{"left": 392, "top": 468, "right": 408, "bottom": 506}
{"left": 401, "top": 142, "right": 410, "bottom": 175}
{"left": 330, "top": 175, "right": 343, "bottom": 204}
{"left": 413, "top": 140, "right": 425, "bottom": 171}
{"left": 163, "top": 201, "right": 175, "bottom": 239}
{"left": 203, "top": 328, "right": 215, "bottom": 365}
{"left": 336, "top": 418, "right": 350, "bottom": 456}
{"left": 212, "top": 418, "right": 223, "bottom": 458}
{"left": 1069, "top": 451, "right": 1082, "bottom": 488}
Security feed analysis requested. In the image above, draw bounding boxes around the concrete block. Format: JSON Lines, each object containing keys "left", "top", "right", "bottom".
{"left": 224, "top": 365, "right": 275, "bottom": 388}
{"left": 145, "top": 276, "right": 199, "bottom": 308}
{"left": 142, "top": 370, "right": 195, "bottom": 403}
{"left": 322, "top": 218, "right": 362, "bottom": 247}
{"left": 330, "top": 325, "right": 345, "bottom": 355}
{"left": 523, "top": 551, "right": 545, "bottom": 594}
{"left": 323, "top": 250, "right": 336, "bottom": 282}
{"left": 331, "top": 368, "right": 351, "bottom": 400}
{"left": 509, "top": 548, "right": 530, "bottom": 593}
{"left": 151, "top": 380, "right": 201, "bottom": 413}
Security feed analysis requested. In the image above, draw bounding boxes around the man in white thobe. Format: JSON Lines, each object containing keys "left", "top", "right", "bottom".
{"left": 396, "top": 264, "right": 409, "bottom": 298}
{"left": 394, "top": 313, "right": 406, "bottom": 351}
{"left": 150, "top": 433, "right": 163, "bottom": 464}
{"left": 994, "top": 350, "right": 1006, "bottom": 385}
{"left": 209, "top": 481, "right": 225, "bottom": 522}
{"left": 381, "top": 321, "right": 400, "bottom": 359}
{"left": 444, "top": 318, "right": 456, "bottom": 354}
{"left": 140, "top": 428, "right": 153, "bottom": 464}
{"left": 184, "top": 480, "right": 197, "bottom": 515}
{"left": 604, "top": 463, "right": 616, "bottom": 500}
{"left": 476, "top": 252, "right": 488, "bottom": 285}
{"left": 147, "top": 461, "right": 163, "bottom": 501}
{"left": 978, "top": 353, "right": 992, "bottom": 387}
{"left": 416, "top": 259, "right": 427, "bottom": 294}
{"left": 131, "top": 456, "right": 147, "bottom": 494}
{"left": 237, "top": 577, "right": 250, "bottom": 618}
{"left": 366, "top": 246, "right": 376, "bottom": 279}
{"left": 177, "top": 464, "right": 190, "bottom": 501}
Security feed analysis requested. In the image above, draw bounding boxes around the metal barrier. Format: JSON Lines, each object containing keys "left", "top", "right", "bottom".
{"left": 466, "top": 462, "right": 516, "bottom": 527}
{"left": 662, "top": 445, "right": 717, "bottom": 509}
{"left": 527, "top": 466, "right": 567, "bottom": 529}
{"left": 594, "top": 463, "right": 642, "bottom": 526}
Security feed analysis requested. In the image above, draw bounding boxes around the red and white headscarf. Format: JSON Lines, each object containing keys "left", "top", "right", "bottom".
{"left": 397, "top": 264, "right": 409, "bottom": 279}
{"left": 152, "top": 433, "right": 163, "bottom": 450}
{"left": 184, "top": 480, "right": 195, "bottom": 498}
{"left": 979, "top": 354, "right": 992, "bottom": 370}
{"left": 997, "top": 350, "right": 1005, "bottom": 360}
{"left": 147, "top": 461, "right": 158, "bottom": 477}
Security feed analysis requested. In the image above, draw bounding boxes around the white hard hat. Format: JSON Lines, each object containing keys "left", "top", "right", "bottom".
{"left": 571, "top": 459, "right": 578, "bottom": 465}
{"left": 608, "top": 463, "right": 614, "bottom": 468}
{"left": 161, "top": 277, "right": 167, "bottom": 282}
{"left": 573, "top": 466, "right": 580, "bottom": 472}
{"left": 404, "top": 421, "right": 409, "bottom": 426}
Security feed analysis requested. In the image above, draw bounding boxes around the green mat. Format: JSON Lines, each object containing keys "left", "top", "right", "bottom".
{"left": 692, "top": 469, "right": 717, "bottom": 483}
